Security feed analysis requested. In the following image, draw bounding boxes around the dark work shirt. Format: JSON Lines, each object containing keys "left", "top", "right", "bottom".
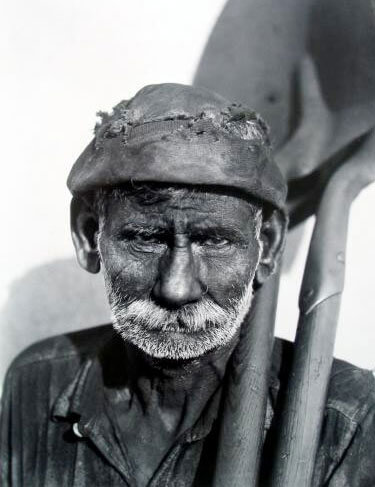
{"left": 1, "top": 324, "right": 375, "bottom": 486}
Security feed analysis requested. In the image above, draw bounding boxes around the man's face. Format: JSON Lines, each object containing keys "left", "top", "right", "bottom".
{"left": 97, "top": 188, "right": 263, "bottom": 360}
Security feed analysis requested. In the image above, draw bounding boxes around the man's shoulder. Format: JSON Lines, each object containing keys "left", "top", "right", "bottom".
{"left": 7, "top": 323, "right": 114, "bottom": 372}
{"left": 328, "top": 355, "right": 375, "bottom": 421}
{"left": 273, "top": 337, "right": 375, "bottom": 423}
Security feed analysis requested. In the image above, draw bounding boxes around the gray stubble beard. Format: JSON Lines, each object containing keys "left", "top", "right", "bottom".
{"left": 103, "top": 272, "right": 256, "bottom": 360}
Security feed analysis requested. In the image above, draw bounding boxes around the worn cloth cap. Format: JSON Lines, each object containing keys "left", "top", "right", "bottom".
{"left": 67, "top": 83, "right": 287, "bottom": 210}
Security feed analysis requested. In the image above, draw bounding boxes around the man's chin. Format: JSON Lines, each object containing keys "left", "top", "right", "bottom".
{"left": 112, "top": 323, "right": 238, "bottom": 361}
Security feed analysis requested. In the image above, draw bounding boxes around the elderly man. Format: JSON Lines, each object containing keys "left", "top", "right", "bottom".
{"left": 1, "top": 84, "right": 375, "bottom": 486}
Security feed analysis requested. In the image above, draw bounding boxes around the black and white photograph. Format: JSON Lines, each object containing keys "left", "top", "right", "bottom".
{"left": 1, "top": 1, "right": 375, "bottom": 485}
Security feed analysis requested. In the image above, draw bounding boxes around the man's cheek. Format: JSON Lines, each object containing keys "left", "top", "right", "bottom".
{"left": 206, "top": 271, "right": 251, "bottom": 305}
{"left": 208, "top": 278, "right": 249, "bottom": 306}
{"left": 103, "top": 254, "right": 160, "bottom": 297}
{"left": 205, "top": 253, "right": 257, "bottom": 300}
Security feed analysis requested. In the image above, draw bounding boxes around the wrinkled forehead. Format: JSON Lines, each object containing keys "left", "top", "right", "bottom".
{"left": 101, "top": 186, "right": 261, "bottom": 230}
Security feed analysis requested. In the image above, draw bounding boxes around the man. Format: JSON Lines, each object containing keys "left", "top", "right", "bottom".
{"left": 1, "top": 83, "right": 375, "bottom": 486}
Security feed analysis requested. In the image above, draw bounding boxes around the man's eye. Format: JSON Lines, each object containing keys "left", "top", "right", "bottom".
{"left": 135, "top": 235, "right": 162, "bottom": 244}
{"left": 132, "top": 234, "right": 166, "bottom": 246}
{"left": 119, "top": 230, "right": 167, "bottom": 250}
{"left": 196, "top": 237, "right": 230, "bottom": 248}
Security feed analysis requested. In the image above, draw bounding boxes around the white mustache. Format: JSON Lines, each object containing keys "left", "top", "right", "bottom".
{"left": 109, "top": 294, "right": 239, "bottom": 333}
{"left": 104, "top": 275, "right": 256, "bottom": 359}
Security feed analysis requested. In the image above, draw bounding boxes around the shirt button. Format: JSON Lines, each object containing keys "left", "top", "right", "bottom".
{"left": 72, "top": 422, "right": 83, "bottom": 438}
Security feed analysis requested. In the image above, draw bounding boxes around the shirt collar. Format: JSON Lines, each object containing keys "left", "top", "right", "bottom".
{"left": 52, "top": 333, "right": 281, "bottom": 442}
{"left": 51, "top": 332, "right": 123, "bottom": 430}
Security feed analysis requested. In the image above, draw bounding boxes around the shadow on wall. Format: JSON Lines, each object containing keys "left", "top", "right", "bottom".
{"left": 194, "top": 0, "right": 313, "bottom": 147}
{"left": 194, "top": 0, "right": 375, "bottom": 152}
{"left": 0, "top": 258, "right": 110, "bottom": 387}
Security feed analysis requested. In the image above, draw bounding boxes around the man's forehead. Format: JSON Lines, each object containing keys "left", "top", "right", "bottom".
{"left": 105, "top": 189, "right": 258, "bottom": 227}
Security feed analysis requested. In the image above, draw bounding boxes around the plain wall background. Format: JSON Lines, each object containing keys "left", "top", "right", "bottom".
{"left": 1, "top": 0, "right": 374, "bottom": 389}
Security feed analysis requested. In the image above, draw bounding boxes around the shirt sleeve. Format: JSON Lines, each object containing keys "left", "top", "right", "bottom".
{"left": 327, "top": 404, "right": 375, "bottom": 486}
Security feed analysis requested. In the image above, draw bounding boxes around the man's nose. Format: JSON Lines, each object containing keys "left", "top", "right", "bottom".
{"left": 152, "top": 244, "right": 204, "bottom": 308}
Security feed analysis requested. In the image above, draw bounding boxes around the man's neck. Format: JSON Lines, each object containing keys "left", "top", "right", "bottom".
{"left": 124, "top": 338, "right": 238, "bottom": 435}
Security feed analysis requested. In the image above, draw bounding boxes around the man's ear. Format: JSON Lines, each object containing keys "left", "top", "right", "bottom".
{"left": 70, "top": 197, "right": 101, "bottom": 274}
{"left": 255, "top": 209, "right": 288, "bottom": 285}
